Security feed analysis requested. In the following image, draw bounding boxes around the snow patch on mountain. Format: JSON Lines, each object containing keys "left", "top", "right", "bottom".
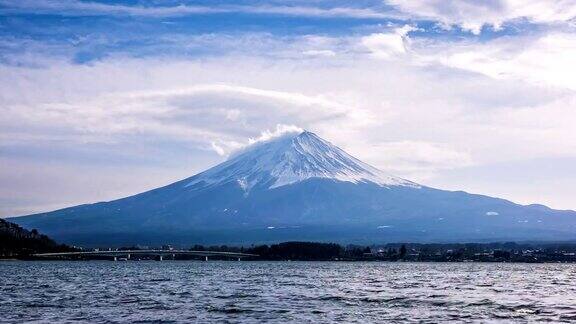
{"left": 185, "top": 130, "right": 419, "bottom": 191}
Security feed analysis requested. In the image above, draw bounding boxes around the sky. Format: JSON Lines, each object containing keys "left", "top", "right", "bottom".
{"left": 1, "top": 0, "right": 576, "bottom": 216}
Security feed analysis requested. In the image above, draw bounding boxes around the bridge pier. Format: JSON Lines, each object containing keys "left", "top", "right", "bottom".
{"left": 127, "top": 254, "right": 131, "bottom": 260}
{"left": 113, "top": 256, "right": 117, "bottom": 261}
{"left": 158, "top": 255, "right": 163, "bottom": 261}
{"left": 205, "top": 256, "right": 208, "bottom": 261}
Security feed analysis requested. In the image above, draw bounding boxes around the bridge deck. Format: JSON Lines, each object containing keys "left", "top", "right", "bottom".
{"left": 33, "top": 250, "right": 257, "bottom": 258}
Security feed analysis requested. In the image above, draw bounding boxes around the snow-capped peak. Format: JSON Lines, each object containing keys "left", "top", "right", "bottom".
{"left": 185, "top": 131, "right": 418, "bottom": 191}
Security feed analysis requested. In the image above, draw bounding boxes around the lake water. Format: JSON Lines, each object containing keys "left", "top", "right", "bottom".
{"left": 1, "top": 261, "right": 575, "bottom": 323}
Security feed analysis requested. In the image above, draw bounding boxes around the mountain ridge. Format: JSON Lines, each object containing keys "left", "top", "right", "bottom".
{"left": 184, "top": 130, "right": 417, "bottom": 193}
{"left": 8, "top": 130, "right": 576, "bottom": 246}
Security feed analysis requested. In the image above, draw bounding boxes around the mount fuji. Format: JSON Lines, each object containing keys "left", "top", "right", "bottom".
{"left": 10, "top": 131, "right": 576, "bottom": 246}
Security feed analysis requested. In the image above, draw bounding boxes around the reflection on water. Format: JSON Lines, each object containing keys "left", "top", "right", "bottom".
{"left": 1, "top": 261, "right": 575, "bottom": 323}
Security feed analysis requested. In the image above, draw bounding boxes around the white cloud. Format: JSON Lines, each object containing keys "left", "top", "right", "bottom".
{"left": 210, "top": 124, "right": 304, "bottom": 158}
{"left": 248, "top": 124, "right": 304, "bottom": 145}
{"left": 364, "top": 141, "right": 474, "bottom": 172}
{"left": 424, "top": 32, "right": 576, "bottom": 90}
{"left": 2, "top": 52, "right": 574, "bottom": 166}
{"left": 0, "top": 72, "right": 360, "bottom": 158}
{"left": 6, "top": 0, "right": 576, "bottom": 34}
{"left": 361, "top": 25, "right": 417, "bottom": 59}
{"left": 302, "top": 50, "right": 336, "bottom": 57}
{"left": 210, "top": 142, "right": 228, "bottom": 156}
{"left": 0, "top": 0, "right": 398, "bottom": 19}
{"left": 387, "top": 0, "right": 576, "bottom": 34}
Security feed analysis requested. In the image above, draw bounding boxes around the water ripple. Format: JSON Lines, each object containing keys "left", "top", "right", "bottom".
{"left": 1, "top": 261, "right": 575, "bottom": 323}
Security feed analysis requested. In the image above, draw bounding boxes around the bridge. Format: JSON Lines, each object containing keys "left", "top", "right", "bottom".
{"left": 33, "top": 250, "right": 258, "bottom": 261}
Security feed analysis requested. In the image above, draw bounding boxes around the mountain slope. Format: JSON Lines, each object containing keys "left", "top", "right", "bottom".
{"left": 9, "top": 131, "right": 576, "bottom": 246}
{"left": 185, "top": 131, "right": 416, "bottom": 191}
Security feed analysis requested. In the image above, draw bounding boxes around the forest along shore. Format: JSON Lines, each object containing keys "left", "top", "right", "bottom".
{"left": 3, "top": 217, "right": 576, "bottom": 262}
{"left": 0, "top": 218, "right": 77, "bottom": 259}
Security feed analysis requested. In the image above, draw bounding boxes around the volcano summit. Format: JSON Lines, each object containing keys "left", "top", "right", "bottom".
{"left": 10, "top": 131, "right": 576, "bottom": 246}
